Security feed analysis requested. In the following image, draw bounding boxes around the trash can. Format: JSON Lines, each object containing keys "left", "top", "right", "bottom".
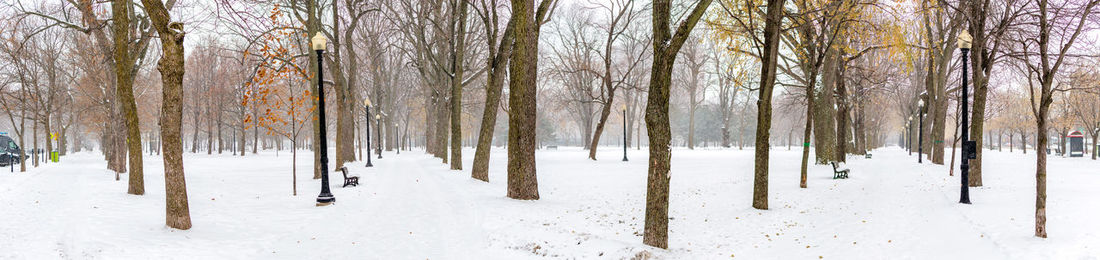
{"left": 50, "top": 151, "right": 59, "bottom": 162}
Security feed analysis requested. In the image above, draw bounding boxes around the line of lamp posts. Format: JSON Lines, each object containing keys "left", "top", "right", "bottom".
{"left": 904, "top": 30, "right": 974, "bottom": 204}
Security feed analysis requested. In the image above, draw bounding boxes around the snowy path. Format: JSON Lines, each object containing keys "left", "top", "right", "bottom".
{"left": 1, "top": 147, "right": 1097, "bottom": 259}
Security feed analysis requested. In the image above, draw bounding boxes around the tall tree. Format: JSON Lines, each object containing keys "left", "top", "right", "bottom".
{"left": 675, "top": 35, "right": 709, "bottom": 150}
{"left": 584, "top": 0, "right": 646, "bottom": 160}
{"left": 141, "top": 0, "right": 192, "bottom": 230}
{"left": 471, "top": 0, "right": 516, "bottom": 181}
{"left": 507, "top": 0, "right": 556, "bottom": 200}
{"left": 749, "top": 0, "right": 784, "bottom": 209}
{"left": 450, "top": 0, "right": 470, "bottom": 170}
{"left": 1009, "top": 0, "right": 1099, "bottom": 238}
{"left": 642, "top": 0, "right": 712, "bottom": 249}
{"left": 965, "top": 0, "right": 1025, "bottom": 187}
{"left": 111, "top": 0, "right": 145, "bottom": 195}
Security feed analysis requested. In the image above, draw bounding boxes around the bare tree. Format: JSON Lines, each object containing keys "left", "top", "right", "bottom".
{"left": 506, "top": 0, "right": 556, "bottom": 200}
{"left": 674, "top": 35, "right": 709, "bottom": 150}
{"left": 141, "top": 0, "right": 192, "bottom": 230}
{"left": 1005, "top": 0, "right": 1099, "bottom": 237}
{"left": 642, "top": 0, "right": 712, "bottom": 249}
{"left": 471, "top": 0, "right": 515, "bottom": 181}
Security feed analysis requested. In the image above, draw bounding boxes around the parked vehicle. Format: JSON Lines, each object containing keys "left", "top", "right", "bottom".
{"left": 0, "top": 135, "right": 23, "bottom": 167}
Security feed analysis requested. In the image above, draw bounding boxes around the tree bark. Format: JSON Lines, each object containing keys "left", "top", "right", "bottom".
{"left": 1035, "top": 112, "right": 1048, "bottom": 238}
{"left": 450, "top": 0, "right": 470, "bottom": 170}
{"left": 506, "top": 0, "right": 540, "bottom": 200}
{"left": 800, "top": 88, "right": 814, "bottom": 188}
{"left": 753, "top": 0, "right": 784, "bottom": 209}
{"left": 141, "top": 0, "right": 191, "bottom": 230}
{"left": 642, "top": 0, "right": 712, "bottom": 249}
{"left": 472, "top": 14, "right": 516, "bottom": 181}
{"left": 813, "top": 52, "right": 838, "bottom": 164}
{"left": 966, "top": 0, "right": 989, "bottom": 187}
{"left": 835, "top": 60, "right": 850, "bottom": 162}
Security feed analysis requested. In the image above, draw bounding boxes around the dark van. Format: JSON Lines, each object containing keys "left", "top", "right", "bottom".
{"left": 0, "top": 135, "right": 22, "bottom": 166}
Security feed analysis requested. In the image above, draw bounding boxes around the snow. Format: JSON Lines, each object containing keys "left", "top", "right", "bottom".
{"left": 1, "top": 146, "right": 1097, "bottom": 259}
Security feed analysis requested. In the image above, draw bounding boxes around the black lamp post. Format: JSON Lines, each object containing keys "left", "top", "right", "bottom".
{"left": 364, "top": 98, "right": 373, "bottom": 167}
{"left": 908, "top": 117, "right": 913, "bottom": 155}
{"left": 904, "top": 122, "right": 910, "bottom": 152}
{"left": 395, "top": 123, "right": 400, "bottom": 155}
{"left": 958, "top": 30, "right": 973, "bottom": 204}
{"left": 918, "top": 99, "right": 925, "bottom": 164}
{"left": 622, "top": 105, "right": 628, "bottom": 162}
{"left": 312, "top": 33, "right": 335, "bottom": 206}
{"left": 375, "top": 114, "right": 383, "bottom": 159}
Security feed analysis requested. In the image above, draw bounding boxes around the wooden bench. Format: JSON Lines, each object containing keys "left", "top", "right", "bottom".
{"left": 546, "top": 145, "right": 558, "bottom": 150}
{"left": 864, "top": 153, "right": 872, "bottom": 159}
{"left": 830, "top": 161, "right": 849, "bottom": 179}
{"left": 338, "top": 167, "right": 359, "bottom": 187}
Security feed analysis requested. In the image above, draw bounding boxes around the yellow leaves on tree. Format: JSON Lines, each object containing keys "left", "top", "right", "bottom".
{"left": 239, "top": 3, "right": 313, "bottom": 140}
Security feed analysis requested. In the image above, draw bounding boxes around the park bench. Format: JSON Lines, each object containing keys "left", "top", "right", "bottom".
{"left": 830, "top": 161, "right": 849, "bottom": 179}
{"left": 547, "top": 146, "right": 558, "bottom": 150}
{"left": 338, "top": 167, "right": 359, "bottom": 187}
{"left": 864, "top": 153, "right": 872, "bottom": 159}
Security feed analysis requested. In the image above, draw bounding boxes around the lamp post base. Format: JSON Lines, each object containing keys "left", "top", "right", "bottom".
{"left": 365, "top": 161, "right": 373, "bottom": 167}
{"left": 622, "top": 157, "right": 628, "bottom": 162}
{"left": 316, "top": 194, "right": 335, "bottom": 206}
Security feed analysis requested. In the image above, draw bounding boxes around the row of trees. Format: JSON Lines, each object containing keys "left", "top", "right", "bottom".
{"left": 5, "top": 0, "right": 1097, "bottom": 246}
{"left": 5, "top": 0, "right": 191, "bottom": 229}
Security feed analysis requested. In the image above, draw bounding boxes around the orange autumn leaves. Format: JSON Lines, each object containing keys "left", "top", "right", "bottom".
{"left": 242, "top": 5, "right": 314, "bottom": 139}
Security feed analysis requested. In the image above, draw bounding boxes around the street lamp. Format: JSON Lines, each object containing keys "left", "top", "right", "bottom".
{"left": 312, "top": 32, "right": 335, "bottom": 206}
{"left": 395, "top": 123, "right": 400, "bottom": 155}
{"left": 918, "top": 99, "right": 925, "bottom": 164}
{"left": 958, "top": 29, "right": 973, "bottom": 204}
{"left": 908, "top": 115, "right": 914, "bottom": 155}
{"left": 905, "top": 122, "right": 910, "bottom": 152}
{"left": 622, "top": 104, "right": 628, "bottom": 162}
{"left": 375, "top": 114, "right": 383, "bottom": 159}
{"left": 364, "top": 98, "right": 373, "bottom": 167}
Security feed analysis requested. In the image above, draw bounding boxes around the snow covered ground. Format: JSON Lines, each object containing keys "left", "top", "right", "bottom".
{"left": 0, "top": 146, "right": 1097, "bottom": 259}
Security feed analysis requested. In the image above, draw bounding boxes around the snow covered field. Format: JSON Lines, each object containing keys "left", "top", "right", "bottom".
{"left": 1, "top": 146, "right": 1097, "bottom": 259}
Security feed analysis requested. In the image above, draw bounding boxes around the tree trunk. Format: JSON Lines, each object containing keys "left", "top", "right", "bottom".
{"left": 813, "top": 53, "right": 838, "bottom": 164}
{"left": 449, "top": 0, "right": 469, "bottom": 170}
{"left": 588, "top": 100, "right": 615, "bottom": 160}
{"left": 753, "top": 0, "right": 783, "bottom": 209}
{"left": 834, "top": 62, "right": 850, "bottom": 162}
{"left": 507, "top": 0, "right": 539, "bottom": 200}
{"left": 141, "top": 0, "right": 191, "bottom": 230}
{"left": 471, "top": 17, "right": 515, "bottom": 181}
{"left": 32, "top": 122, "right": 38, "bottom": 167}
{"left": 191, "top": 112, "right": 200, "bottom": 153}
{"left": 1034, "top": 104, "right": 1049, "bottom": 238}
{"left": 1092, "top": 133, "right": 1097, "bottom": 160}
{"left": 642, "top": 0, "right": 712, "bottom": 249}
{"left": 800, "top": 87, "right": 814, "bottom": 188}
{"left": 435, "top": 98, "right": 449, "bottom": 163}
{"left": 292, "top": 139, "right": 297, "bottom": 196}
{"left": 688, "top": 99, "right": 696, "bottom": 150}
{"left": 1022, "top": 133, "right": 1027, "bottom": 154}
{"left": 966, "top": 2, "right": 989, "bottom": 187}
{"left": 642, "top": 35, "right": 674, "bottom": 251}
